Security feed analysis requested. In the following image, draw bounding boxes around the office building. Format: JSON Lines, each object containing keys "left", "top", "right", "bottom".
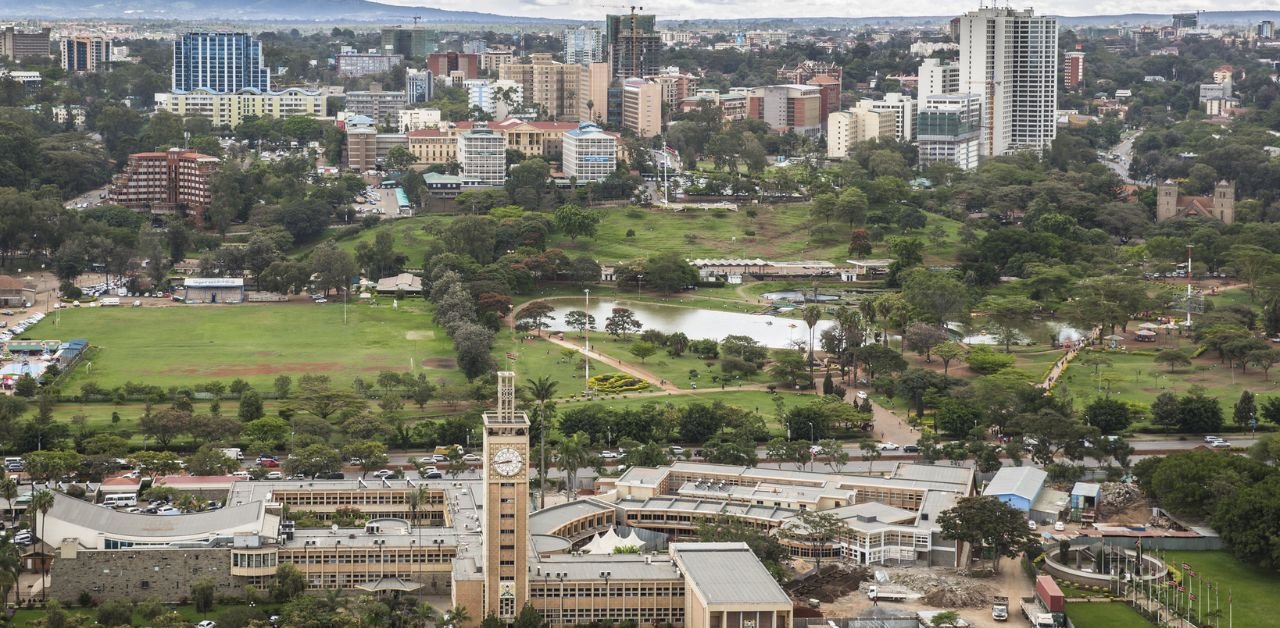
{"left": 336, "top": 53, "right": 404, "bottom": 77}
{"left": 917, "top": 93, "right": 983, "bottom": 171}
{"left": 462, "top": 39, "right": 488, "bottom": 55}
{"left": 577, "top": 62, "right": 612, "bottom": 125}
{"left": 155, "top": 88, "right": 325, "bottom": 128}
{"left": 1063, "top": 50, "right": 1085, "bottom": 89}
{"left": 480, "top": 49, "right": 515, "bottom": 73}
{"left": 748, "top": 84, "right": 822, "bottom": 136}
{"left": 649, "top": 68, "right": 699, "bottom": 106}
{"left": 500, "top": 53, "right": 579, "bottom": 120}
{"left": 427, "top": 52, "right": 480, "bottom": 81}
{"left": 958, "top": 7, "right": 1057, "bottom": 156}
{"left": 345, "top": 83, "right": 409, "bottom": 126}
{"left": 380, "top": 27, "right": 437, "bottom": 58}
{"left": 918, "top": 58, "right": 960, "bottom": 100}
{"left": 173, "top": 32, "right": 269, "bottom": 94}
{"left": 0, "top": 26, "right": 51, "bottom": 60}
{"left": 406, "top": 68, "right": 434, "bottom": 104}
{"left": 465, "top": 79, "right": 524, "bottom": 119}
{"left": 398, "top": 108, "right": 442, "bottom": 132}
{"left": 826, "top": 109, "right": 894, "bottom": 159}
{"left": 458, "top": 123, "right": 507, "bottom": 186}
{"left": 621, "top": 78, "right": 662, "bottom": 138}
{"left": 407, "top": 119, "right": 619, "bottom": 167}
{"left": 1259, "top": 20, "right": 1275, "bottom": 40}
{"left": 606, "top": 12, "right": 661, "bottom": 79}
{"left": 854, "top": 93, "right": 915, "bottom": 142}
{"left": 108, "top": 148, "right": 219, "bottom": 218}
{"left": 562, "top": 122, "right": 617, "bottom": 181}
{"left": 61, "top": 36, "right": 111, "bottom": 74}
{"left": 564, "top": 26, "right": 605, "bottom": 65}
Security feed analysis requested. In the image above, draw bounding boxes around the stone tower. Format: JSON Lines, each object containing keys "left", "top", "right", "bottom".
{"left": 1214, "top": 180, "right": 1235, "bottom": 224}
{"left": 1156, "top": 180, "right": 1179, "bottom": 222}
{"left": 482, "top": 371, "right": 529, "bottom": 621}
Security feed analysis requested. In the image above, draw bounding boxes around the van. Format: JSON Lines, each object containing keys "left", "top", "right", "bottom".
{"left": 434, "top": 445, "right": 463, "bottom": 456}
{"left": 232, "top": 471, "right": 251, "bottom": 480}
{"left": 103, "top": 494, "right": 138, "bottom": 508}
{"left": 3, "top": 457, "right": 21, "bottom": 468}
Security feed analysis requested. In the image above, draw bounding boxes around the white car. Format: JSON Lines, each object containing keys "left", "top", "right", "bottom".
{"left": 1027, "top": 520, "right": 1038, "bottom": 531}
{"left": 1211, "top": 440, "right": 1232, "bottom": 448}
{"left": 855, "top": 390, "right": 868, "bottom": 401}
{"left": 264, "top": 471, "right": 283, "bottom": 480}
{"left": 877, "top": 442, "right": 900, "bottom": 451}
{"left": 1054, "top": 521, "right": 1066, "bottom": 532}
{"left": 462, "top": 453, "right": 481, "bottom": 463}
{"left": 599, "top": 451, "right": 619, "bottom": 459}
{"left": 670, "top": 446, "right": 684, "bottom": 455}
{"left": 372, "top": 469, "right": 395, "bottom": 478}
{"left": 197, "top": 621, "right": 218, "bottom": 628}
{"left": 1204, "top": 435, "right": 1223, "bottom": 443}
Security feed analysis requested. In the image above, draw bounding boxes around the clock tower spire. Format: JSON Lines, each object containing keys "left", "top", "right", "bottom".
{"left": 482, "top": 371, "right": 530, "bottom": 621}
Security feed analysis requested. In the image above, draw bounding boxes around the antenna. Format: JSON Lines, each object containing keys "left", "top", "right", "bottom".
{"left": 411, "top": 16, "right": 422, "bottom": 26}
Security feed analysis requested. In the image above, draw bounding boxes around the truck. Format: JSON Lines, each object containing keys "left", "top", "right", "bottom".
{"left": 865, "top": 585, "right": 911, "bottom": 602}
{"left": 1021, "top": 576, "right": 1066, "bottom": 628}
{"left": 221, "top": 448, "right": 244, "bottom": 461}
{"left": 992, "top": 596, "right": 1009, "bottom": 621}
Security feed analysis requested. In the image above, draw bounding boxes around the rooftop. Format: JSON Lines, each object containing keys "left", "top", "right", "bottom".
{"left": 672, "top": 542, "right": 791, "bottom": 606}
{"left": 982, "top": 466, "right": 1047, "bottom": 501}
{"left": 46, "top": 492, "right": 269, "bottom": 540}
{"left": 529, "top": 498, "right": 615, "bottom": 536}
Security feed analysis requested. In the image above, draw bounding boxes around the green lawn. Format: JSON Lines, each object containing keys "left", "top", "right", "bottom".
{"left": 25, "top": 301, "right": 462, "bottom": 390}
{"left": 573, "top": 335, "right": 771, "bottom": 391}
{"left": 492, "top": 333, "right": 619, "bottom": 396}
{"left": 1164, "top": 551, "right": 1280, "bottom": 628}
{"left": 1066, "top": 602, "right": 1156, "bottom": 627}
{"left": 1059, "top": 345, "right": 1280, "bottom": 413}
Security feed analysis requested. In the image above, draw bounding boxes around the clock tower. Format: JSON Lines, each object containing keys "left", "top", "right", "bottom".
{"left": 482, "top": 371, "right": 530, "bottom": 621}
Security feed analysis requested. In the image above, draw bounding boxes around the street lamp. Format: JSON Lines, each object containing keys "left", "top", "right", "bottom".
{"left": 636, "top": 274, "right": 644, "bottom": 295}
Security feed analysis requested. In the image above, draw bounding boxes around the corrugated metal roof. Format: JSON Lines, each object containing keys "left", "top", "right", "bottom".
{"left": 672, "top": 542, "right": 790, "bottom": 605}
{"left": 982, "top": 467, "right": 1047, "bottom": 501}
{"left": 46, "top": 491, "right": 266, "bottom": 539}
{"left": 529, "top": 499, "right": 614, "bottom": 536}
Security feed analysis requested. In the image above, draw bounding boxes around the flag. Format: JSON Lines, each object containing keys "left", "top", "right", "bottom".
{"left": 1178, "top": 585, "right": 1185, "bottom": 592}
{"left": 1186, "top": 569, "right": 1196, "bottom": 577}
{"left": 1189, "top": 594, "right": 1196, "bottom": 601}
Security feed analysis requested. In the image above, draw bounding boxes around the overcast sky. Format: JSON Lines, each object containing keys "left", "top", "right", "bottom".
{"left": 376, "top": 0, "right": 1276, "bottom": 21}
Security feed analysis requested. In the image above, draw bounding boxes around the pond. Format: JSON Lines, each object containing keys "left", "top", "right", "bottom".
{"left": 541, "top": 298, "right": 835, "bottom": 348}
{"left": 957, "top": 321, "right": 1084, "bottom": 346}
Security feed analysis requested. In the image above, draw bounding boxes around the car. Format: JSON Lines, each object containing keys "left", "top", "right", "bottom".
{"left": 670, "top": 446, "right": 685, "bottom": 455}
{"left": 315, "top": 298, "right": 327, "bottom": 303}
{"left": 462, "top": 453, "right": 481, "bottom": 463}
{"left": 1054, "top": 521, "right": 1066, "bottom": 531}
{"left": 418, "top": 457, "right": 436, "bottom": 465}
{"left": 1211, "top": 440, "right": 1232, "bottom": 448}
{"left": 1204, "top": 435, "right": 1223, "bottom": 443}
{"left": 432, "top": 454, "right": 448, "bottom": 462}
{"left": 197, "top": 621, "right": 218, "bottom": 628}
{"left": 692, "top": 449, "right": 704, "bottom": 458}
{"left": 902, "top": 445, "right": 920, "bottom": 453}
{"left": 877, "top": 442, "right": 900, "bottom": 451}
{"left": 599, "top": 451, "right": 619, "bottom": 459}
{"left": 264, "top": 471, "right": 283, "bottom": 480}
{"left": 372, "top": 469, "right": 395, "bottom": 479}
{"left": 424, "top": 471, "right": 444, "bottom": 479}
{"left": 419, "top": 466, "right": 438, "bottom": 474}
{"left": 855, "top": 390, "right": 868, "bottom": 401}
{"left": 258, "top": 459, "right": 280, "bottom": 468}
{"left": 809, "top": 444, "right": 824, "bottom": 454}
{"left": 1027, "top": 520, "right": 1038, "bottom": 530}
{"left": 349, "top": 458, "right": 362, "bottom": 466}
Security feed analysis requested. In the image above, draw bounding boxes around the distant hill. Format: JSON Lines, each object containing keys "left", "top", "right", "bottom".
{"left": 0, "top": 0, "right": 576, "bottom": 23}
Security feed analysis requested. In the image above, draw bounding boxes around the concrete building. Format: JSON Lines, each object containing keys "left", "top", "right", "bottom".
{"left": 173, "top": 32, "right": 269, "bottom": 94}
{"left": 1156, "top": 179, "right": 1235, "bottom": 224}
{"left": 607, "top": 12, "right": 661, "bottom": 79}
{"left": 679, "top": 90, "right": 748, "bottom": 122}
{"left": 562, "top": 122, "right": 617, "bottom": 181}
{"left": 408, "top": 118, "right": 622, "bottom": 166}
{"left": 155, "top": 88, "right": 325, "bottom": 128}
{"left": 500, "top": 53, "right": 579, "bottom": 120}
{"left": 1259, "top": 20, "right": 1275, "bottom": 40}
{"left": 916, "top": 93, "right": 983, "bottom": 171}
{"left": 917, "top": 57, "right": 960, "bottom": 100}
{"left": 107, "top": 148, "right": 219, "bottom": 218}
{"left": 345, "top": 84, "right": 409, "bottom": 126}
{"left": 458, "top": 123, "right": 507, "bottom": 186}
{"left": 1063, "top": 50, "right": 1086, "bottom": 89}
{"left": 854, "top": 93, "right": 914, "bottom": 142}
{"left": 0, "top": 26, "right": 51, "bottom": 60}
{"left": 577, "top": 62, "right": 612, "bottom": 125}
{"left": 826, "top": 109, "right": 894, "bottom": 159}
{"left": 622, "top": 78, "right": 662, "bottom": 138}
{"left": 958, "top": 7, "right": 1058, "bottom": 156}
{"left": 406, "top": 68, "right": 434, "bottom": 104}
{"left": 465, "top": 79, "right": 524, "bottom": 119}
{"left": 564, "top": 26, "right": 605, "bottom": 65}
{"left": 61, "top": 36, "right": 111, "bottom": 74}
{"left": 480, "top": 49, "right": 515, "bottom": 73}
{"left": 336, "top": 52, "right": 403, "bottom": 77}
{"left": 346, "top": 124, "right": 378, "bottom": 172}
{"left": 181, "top": 278, "right": 245, "bottom": 304}
{"left": 381, "top": 27, "right": 437, "bottom": 58}
{"left": 427, "top": 52, "right": 480, "bottom": 81}
{"left": 749, "top": 84, "right": 822, "bottom": 136}
{"left": 397, "top": 107, "right": 442, "bottom": 132}
{"left": 0, "top": 276, "right": 32, "bottom": 308}
{"left": 649, "top": 69, "right": 699, "bottom": 106}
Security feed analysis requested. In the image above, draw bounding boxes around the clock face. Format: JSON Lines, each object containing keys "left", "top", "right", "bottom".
{"left": 492, "top": 447, "right": 524, "bottom": 477}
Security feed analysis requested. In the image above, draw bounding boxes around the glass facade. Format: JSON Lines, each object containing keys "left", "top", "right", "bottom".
{"left": 173, "top": 32, "right": 270, "bottom": 94}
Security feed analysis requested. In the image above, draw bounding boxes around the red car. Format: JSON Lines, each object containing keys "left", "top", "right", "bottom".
{"left": 258, "top": 459, "right": 280, "bottom": 468}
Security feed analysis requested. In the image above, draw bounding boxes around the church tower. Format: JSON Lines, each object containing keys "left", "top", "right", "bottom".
{"left": 482, "top": 372, "right": 530, "bottom": 621}
{"left": 1156, "top": 180, "right": 1179, "bottom": 222}
{"left": 1214, "top": 180, "right": 1236, "bottom": 224}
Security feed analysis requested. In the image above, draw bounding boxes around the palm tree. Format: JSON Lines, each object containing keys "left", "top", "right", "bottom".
{"left": 411, "top": 601, "right": 437, "bottom": 628}
{"left": 408, "top": 484, "right": 432, "bottom": 553}
{"left": 443, "top": 605, "right": 472, "bottom": 628}
{"left": 526, "top": 376, "right": 558, "bottom": 510}
{"left": 555, "top": 433, "right": 592, "bottom": 501}
{"left": 0, "top": 535, "right": 19, "bottom": 607}
{"left": 30, "top": 490, "right": 53, "bottom": 603}
{"left": 801, "top": 304, "right": 824, "bottom": 377}
{"left": 0, "top": 478, "right": 16, "bottom": 523}
{"left": 175, "top": 493, "right": 203, "bottom": 513}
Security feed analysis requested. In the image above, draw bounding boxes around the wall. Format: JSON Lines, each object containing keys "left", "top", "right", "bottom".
{"left": 49, "top": 547, "right": 240, "bottom": 604}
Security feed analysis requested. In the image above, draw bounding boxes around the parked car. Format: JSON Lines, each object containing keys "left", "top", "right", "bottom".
{"left": 877, "top": 442, "right": 900, "bottom": 451}
{"left": 462, "top": 453, "right": 481, "bottom": 463}
{"left": 1204, "top": 435, "right": 1223, "bottom": 443}
{"left": 1027, "top": 520, "right": 1038, "bottom": 530}
{"left": 197, "top": 621, "right": 218, "bottom": 628}
{"left": 372, "top": 469, "right": 395, "bottom": 479}
{"left": 424, "top": 471, "right": 444, "bottom": 479}
{"left": 902, "top": 445, "right": 920, "bottom": 453}
{"left": 670, "top": 446, "right": 684, "bottom": 456}
{"left": 321, "top": 472, "right": 345, "bottom": 480}
{"left": 855, "top": 390, "right": 868, "bottom": 401}
{"left": 265, "top": 471, "right": 283, "bottom": 480}
{"left": 258, "top": 459, "right": 280, "bottom": 468}
{"left": 1054, "top": 521, "right": 1066, "bottom": 531}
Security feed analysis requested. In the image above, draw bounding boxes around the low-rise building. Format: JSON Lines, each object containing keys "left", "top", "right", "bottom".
{"left": 679, "top": 90, "right": 748, "bottom": 121}
{"left": 562, "top": 122, "right": 617, "bottom": 182}
{"left": 748, "top": 84, "right": 822, "bottom": 136}
{"left": 465, "top": 79, "right": 524, "bottom": 119}
{"left": 107, "top": 148, "right": 219, "bottom": 218}
{"left": 854, "top": 92, "right": 915, "bottom": 141}
{"left": 345, "top": 84, "right": 409, "bottom": 127}
{"left": 155, "top": 88, "right": 325, "bottom": 128}
{"left": 408, "top": 119, "right": 624, "bottom": 167}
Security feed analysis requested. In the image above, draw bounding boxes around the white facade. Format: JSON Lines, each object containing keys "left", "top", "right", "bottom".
{"left": 918, "top": 58, "right": 960, "bottom": 101}
{"left": 398, "top": 108, "right": 442, "bottom": 132}
{"left": 465, "top": 79, "right": 523, "bottom": 118}
{"left": 917, "top": 93, "right": 983, "bottom": 171}
{"left": 854, "top": 93, "right": 915, "bottom": 142}
{"left": 562, "top": 122, "right": 617, "bottom": 182}
{"left": 959, "top": 7, "right": 1058, "bottom": 157}
{"left": 564, "top": 26, "right": 604, "bottom": 65}
{"left": 155, "top": 88, "right": 325, "bottom": 128}
{"left": 826, "top": 109, "right": 893, "bottom": 159}
{"left": 458, "top": 124, "right": 507, "bottom": 186}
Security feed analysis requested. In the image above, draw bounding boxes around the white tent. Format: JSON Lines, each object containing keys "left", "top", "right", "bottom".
{"left": 582, "top": 527, "right": 643, "bottom": 554}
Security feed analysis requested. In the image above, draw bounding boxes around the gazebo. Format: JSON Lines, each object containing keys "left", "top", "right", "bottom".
{"left": 355, "top": 576, "right": 425, "bottom": 597}
{"left": 1135, "top": 330, "right": 1157, "bottom": 342}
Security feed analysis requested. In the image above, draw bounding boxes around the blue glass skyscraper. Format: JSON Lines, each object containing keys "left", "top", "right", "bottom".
{"left": 173, "top": 32, "right": 270, "bottom": 93}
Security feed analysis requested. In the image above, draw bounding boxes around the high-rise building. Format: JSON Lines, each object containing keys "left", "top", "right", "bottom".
{"left": 480, "top": 49, "right": 515, "bottom": 73}
{"left": 0, "top": 26, "right": 51, "bottom": 60}
{"left": 406, "top": 68, "right": 435, "bottom": 104}
{"left": 465, "top": 79, "right": 524, "bottom": 119}
{"left": 918, "top": 58, "right": 960, "bottom": 100}
{"left": 578, "top": 62, "right": 612, "bottom": 125}
{"left": 917, "top": 93, "right": 983, "bottom": 171}
{"left": 854, "top": 93, "right": 915, "bottom": 142}
{"left": 499, "top": 53, "right": 579, "bottom": 120}
{"left": 426, "top": 52, "right": 480, "bottom": 81}
{"left": 826, "top": 109, "right": 894, "bottom": 159}
{"left": 62, "top": 36, "right": 112, "bottom": 73}
{"left": 107, "top": 148, "right": 219, "bottom": 218}
{"left": 606, "top": 13, "right": 661, "bottom": 80}
{"left": 562, "top": 122, "right": 617, "bottom": 181}
{"left": 380, "top": 27, "right": 437, "bottom": 58}
{"left": 564, "top": 26, "right": 604, "bottom": 65}
{"left": 458, "top": 123, "right": 507, "bottom": 186}
{"left": 462, "top": 39, "right": 488, "bottom": 55}
{"left": 748, "top": 84, "right": 823, "bottom": 136}
{"left": 336, "top": 53, "right": 404, "bottom": 77}
{"left": 344, "top": 83, "right": 409, "bottom": 126}
{"left": 173, "top": 32, "right": 269, "bottom": 94}
{"left": 1259, "top": 20, "right": 1276, "bottom": 39}
{"left": 1063, "top": 50, "right": 1085, "bottom": 89}
{"left": 958, "top": 7, "right": 1057, "bottom": 157}
{"left": 621, "top": 78, "right": 662, "bottom": 138}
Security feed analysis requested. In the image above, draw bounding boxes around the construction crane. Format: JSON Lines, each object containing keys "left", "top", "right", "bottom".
{"left": 411, "top": 16, "right": 423, "bottom": 26}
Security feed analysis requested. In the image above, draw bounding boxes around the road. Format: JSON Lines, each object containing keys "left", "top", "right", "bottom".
{"left": 63, "top": 185, "right": 108, "bottom": 210}
{"left": 1102, "top": 128, "right": 1142, "bottom": 184}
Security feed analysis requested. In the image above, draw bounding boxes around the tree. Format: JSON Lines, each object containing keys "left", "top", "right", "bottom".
{"left": 781, "top": 511, "right": 847, "bottom": 570}
{"left": 1082, "top": 397, "right": 1135, "bottom": 434}
{"left": 130, "top": 450, "right": 183, "bottom": 478}
{"left": 31, "top": 490, "right": 53, "bottom": 601}
{"left": 383, "top": 145, "right": 417, "bottom": 172}
{"left": 552, "top": 204, "right": 600, "bottom": 240}
{"left": 604, "top": 307, "right": 642, "bottom": 339}
{"left": 288, "top": 378, "right": 365, "bottom": 420}
{"left": 1178, "top": 387, "right": 1224, "bottom": 433}
{"left": 901, "top": 267, "right": 968, "bottom": 326}
{"left": 191, "top": 578, "right": 216, "bottom": 613}
{"left": 284, "top": 444, "right": 342, "bottom": 478}
{"left": 1154, "top": 348, "right": 1192, "bottom": 372}
{"left": 640, "top": 252, "right": 699, "bottom": 294}
{"left": 140, "top": 409, "right": 190, "bottom": 448}
{"left": 271, "top": 563, "right": 309, "bottom": 603}
{"left": 515, "top": 302, "right": 555, "bottom": 336}
{"left": 1234, "top": 390, "right": 1257, "bottom": 428}
{"left": 564, "top": 310, "right": 596, "bottom": 336}
{"left": 628, "top": 341, "right": 658, "bottom": 362}
{"left": 453, "top": 322, "right": 496, "bottom": 380}
{"left": 904, "top": 324, "right": 949, "bottom": 362}
{"left": 929, "top": 611, "right": 963, "bottom": 628}
{"left": 965, "top": 346, "right": 1016, "bottom": 375}
{"left": 186, "top": 446, "right": 240, "bottom": 476}
{"left": 1227, "top": 244, "right": 1278, "bottom": 301}
{"left": 310, "top": 242, "right": 357, "bottom": 296}
{"left": 555, "top": 432, "right": 592, "bottom": 499}
{"left": 343, "top": 440, "right": 389, "bottom": 478}
{"left": 0, "top": 478, "right": 16, "bottom": 523}
{"left": 768, "top": 350, "right": 810, "bottom": 389}
{"left": 801, "top": 304, "right": 823, "bottom": 367}
{"left": 934, "top": 341, "right": 967, "bottom": 375}
{"left": 935, "top": 398, "right": 984, "bottom": 437}
{"left": 982, "top": 296, "right": 1037, "bottom": 353}
{"left": 937, "top": 496, "right": 1036, "bottom": 572}
{"left": 505, "top": 158, "right": 551, "bottom": 210}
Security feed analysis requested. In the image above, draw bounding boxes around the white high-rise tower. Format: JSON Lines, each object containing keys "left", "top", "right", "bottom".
{"left": 958, "top": 7, "right": 1057, "bottom": 157}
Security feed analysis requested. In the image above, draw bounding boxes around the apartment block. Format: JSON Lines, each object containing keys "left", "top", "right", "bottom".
{"left": 155, "top": 88, "right": 324, "bottom": 128}
{"left": 622, "top": 78, "right": 662, "bottom": 138}
{"left": 1063, "top": 50, "right": 1085, "bottom": 89}
{"left": 61, "top": 36, "right": 111, "bottom": 73}
{"left": 380, "top": 27, "right": 437, "bottom": 58}
{"left": 679, "top": 90, "right": 748, "bottom": 122}
{"left": 918, "top": 58, "right": 960, "bottom": 100}
{"left": 607, "top": 13, "right": 661, "bottom": 79}
{"left": 564, "top": 26, "right": 605, "bottom": 65}
{"left": 959, "top": 7, "right": 1058, "bottom": 156}
{"left": 345, "top": 84, "right": 409, "bottom": 126}
{"left": 465, "top": 79, "right": 523, "bottom": 118}
{"left": 398, "top": 108, "right": 442, "bottom": 132}
{"left": 427, "top": 52, "right": 480, "bottom": 81}
{"left": 916, "top": 93, "right": 983, "bottom": 171}
{"left": 577, "top": 62, "right": 612, "bottom": 125}
{"left": 499, "top": 53, "right": 579, "bottom": 120}
{"left": 826, "top": 109, "right": 894, "bottom": 159}
{"left": 107, "top": 148, "right": 219, "bottom": 218}
{"left": 173, "top": 32, "right": 269, "bottom": 93}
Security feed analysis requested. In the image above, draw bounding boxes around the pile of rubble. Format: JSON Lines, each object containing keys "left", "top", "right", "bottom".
{"left": 1099, "top": 482, "right": 1143, "bottom": 512}
{"left": 890, "top": 571, "right": 995, "bottom": 608}
{"left": 786, "top": 563, "right": 871, "bottom": 603}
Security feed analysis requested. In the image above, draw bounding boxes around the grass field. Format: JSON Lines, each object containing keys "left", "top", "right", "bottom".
{"left": 1164, "top": 551, "right": 1280, "bottom": 628}
{"left": 1059, "top": 345, "right": 1280, "bottom": 413}
{"left": 1066, "top": 602, "right": 1156, "bottom": 627}
{"left": 26, "top": 301, "right": 462, "bottom": 391}
{"left": 571, "top": 334, "right": 772, "bottom": 391}
{"left": 492, "top": 333, "right": 620, "bottom": 395}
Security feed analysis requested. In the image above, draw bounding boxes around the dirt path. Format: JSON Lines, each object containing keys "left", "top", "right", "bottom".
{"left": 848, "top": 388, "right": 923, "bottom": 447}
